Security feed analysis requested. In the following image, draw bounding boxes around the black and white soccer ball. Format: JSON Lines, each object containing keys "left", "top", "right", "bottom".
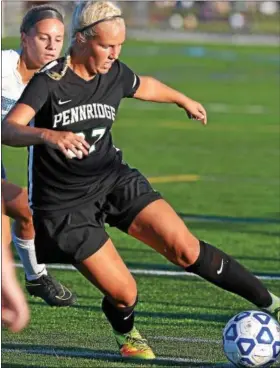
{"left": 223, "top": 310, "right": 280, "bottom": 367}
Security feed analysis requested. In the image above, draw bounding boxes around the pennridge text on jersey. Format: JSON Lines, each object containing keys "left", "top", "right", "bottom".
{"left": 53, "top": 103, "right": 116, "bottom": 128}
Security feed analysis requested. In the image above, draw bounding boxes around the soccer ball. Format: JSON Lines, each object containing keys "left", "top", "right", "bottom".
{"left": 223, "top": 310, "right": 280, "bottom": 367}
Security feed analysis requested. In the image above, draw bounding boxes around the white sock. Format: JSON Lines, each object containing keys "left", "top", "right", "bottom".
{"left": 12, "top": 223, "right": 47, "bottom": 281}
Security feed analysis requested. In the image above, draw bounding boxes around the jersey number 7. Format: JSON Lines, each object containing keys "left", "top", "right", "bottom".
{"left": 67, "top": 127, "right": 106, "bottom": 158}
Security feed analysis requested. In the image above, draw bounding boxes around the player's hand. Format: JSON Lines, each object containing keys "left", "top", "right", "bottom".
{"left": 42, "top": 130, "right": 90, "bottom": 159}
{"left": 178, "top": 98, "right": 207, "bottom": 125}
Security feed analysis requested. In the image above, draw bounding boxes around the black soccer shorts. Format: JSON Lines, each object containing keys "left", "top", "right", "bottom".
{"left": 33, "top": 164, "right": 162, "bottom": 264}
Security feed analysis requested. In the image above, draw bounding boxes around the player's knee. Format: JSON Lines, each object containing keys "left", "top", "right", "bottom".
{"left": 14, "top": 207, "right": 34, "bottom": 239}
{"left": 164, "top": 232, "right": 200, "bottom": 268}
{"left": 120, "top": 285, "right": 138, "bottom": 308}
{"left": 15, "top": 210, "right": 33, "bottom": 230}
{"left": 113, "top": 278, "right": 138, "bottom": 308}
{"left": 9, "top": 188, "right": 32, "bottom": 223}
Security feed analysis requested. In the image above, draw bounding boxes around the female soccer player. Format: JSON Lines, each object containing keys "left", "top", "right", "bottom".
{"left": 2, "top": 1, "right": 279, "bottom": 359}
{"left": 2, "top": 3, "right": 76, "bottom": 307}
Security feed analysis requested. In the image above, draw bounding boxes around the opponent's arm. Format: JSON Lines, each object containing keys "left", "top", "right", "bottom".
{"left": 134, "top": 76, "right": 207, "bottom": 125}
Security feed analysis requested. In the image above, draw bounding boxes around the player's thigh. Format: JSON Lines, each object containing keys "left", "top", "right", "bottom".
{"left": 75, "top": 238, "right": 137, "bottom": 307}
{"left": 128, "top": 199, "right": 199, "bottom": 265}
{"left": 1, "top": 180, "right": 31, "bottom": 221}
{"left": 105, "top": 164, "right": 161, "bottom": 232}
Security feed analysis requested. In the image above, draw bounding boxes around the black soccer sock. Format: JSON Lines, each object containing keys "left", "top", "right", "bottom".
{"left": 186, "top": 240, "right": 272, "bottom": 308}
{"left": 102, "top": 296, "right": 138, "bottom": 334}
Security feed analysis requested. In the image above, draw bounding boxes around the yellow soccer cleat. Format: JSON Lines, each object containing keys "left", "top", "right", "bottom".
{"left": 113, "top": 326, "right": 156, "bottom": 359}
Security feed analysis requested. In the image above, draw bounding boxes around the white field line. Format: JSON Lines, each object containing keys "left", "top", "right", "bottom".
{"left": 151, "top": 336, "right": 221, "bottom": 344}
{"left": 2, "top": 346, "right": 207, "bottom": 364}
{"left": 15, "top": 263, "right": 280, "bottom": 281}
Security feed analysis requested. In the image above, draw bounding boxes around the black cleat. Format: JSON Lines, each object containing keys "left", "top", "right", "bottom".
{"left": 25, "top": 274, "right": 76, "bottom": 307}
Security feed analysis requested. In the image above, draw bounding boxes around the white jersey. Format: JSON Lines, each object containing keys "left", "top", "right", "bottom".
{"left": 2, "top": 49, "right": 26, "bottom": 120}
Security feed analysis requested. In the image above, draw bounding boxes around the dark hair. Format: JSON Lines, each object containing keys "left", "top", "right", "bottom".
{"left": 20, "top": 4, "right": 65, "bottom": 34}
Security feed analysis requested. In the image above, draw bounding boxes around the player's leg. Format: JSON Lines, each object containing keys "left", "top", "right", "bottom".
{"left": 128, "top": 199, "right": 280, "bottom": 321}
{"left": 33, "top": 203, "right": 155, "bottom": 359}
{"left": 75, "top": 238, "right": 155, "bottom": 359}
{"left": 2, "top": 179, "right": 76, "bottom": 307}
{"left": 105, "top": 164, "right": 279, "bottom": 321}
{"left": 2, "top": 179, "right": 43, "bottom": 276}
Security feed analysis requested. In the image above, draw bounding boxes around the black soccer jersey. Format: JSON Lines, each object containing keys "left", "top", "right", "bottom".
{"left": 17, "top": 57, "right": 140, "bottom": 214}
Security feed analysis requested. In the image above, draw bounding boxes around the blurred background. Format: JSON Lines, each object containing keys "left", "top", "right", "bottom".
{"left": 2, "top": 1, "right": 280, "bottom": 40}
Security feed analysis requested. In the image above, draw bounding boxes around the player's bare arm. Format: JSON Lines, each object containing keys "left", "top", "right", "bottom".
{"left": 134, "top": 76, "right": 207, "bottom": 125}
{"left": 2, "top": 103, "right": 90, "bottom": 159}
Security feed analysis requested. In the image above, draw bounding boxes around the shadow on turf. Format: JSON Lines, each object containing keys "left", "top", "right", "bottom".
{"left": 2, "top": 343, "right": 233, "bottom": 367}
{"left": 27, "top": 300, "right": 231, "bottom": 324}
{"left": 126, "top": 250, "right": 280, "bottom": 264}
{"left": 127, "top": 255, "right": 280, "bottom": 268}
{"left": 70, "top": 296, "right": 238, "bottom": 312}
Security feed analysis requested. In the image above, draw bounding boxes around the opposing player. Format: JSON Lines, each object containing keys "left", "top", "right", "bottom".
{"left": 2, "top": 200, "right": 30, "bottom": 333}
{"left": 2, "top": 4, "right": 76, "bottom": 307}
{"left": 2, "top": 0, "right": 279, "bottom": 359}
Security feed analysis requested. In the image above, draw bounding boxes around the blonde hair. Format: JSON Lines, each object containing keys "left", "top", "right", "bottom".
{"left": 46, "top": 54, "right": 71, "bottom": 81}
{"left": 70, "top": 1, "right": 122, "bottom": 45}
{"left": 47, "top": 1, "right": 122, "bottom": 81}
